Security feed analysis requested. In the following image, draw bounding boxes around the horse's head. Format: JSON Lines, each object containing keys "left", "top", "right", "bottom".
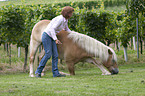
{"left": 103, "top": 49, "right": 119, "bottom": 75}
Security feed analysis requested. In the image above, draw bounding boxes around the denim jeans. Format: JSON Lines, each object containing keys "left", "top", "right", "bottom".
{"left": 35, "top": 32, "right": 60, "bottom": 77}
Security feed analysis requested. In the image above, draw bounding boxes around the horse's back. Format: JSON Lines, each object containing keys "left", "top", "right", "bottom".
{"left": 31, "top": 20, "right": 51, "bottom": 42}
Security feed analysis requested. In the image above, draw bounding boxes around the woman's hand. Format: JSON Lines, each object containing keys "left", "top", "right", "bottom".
{"left": 55, "top": 40, "right": 62, "bottom": 44}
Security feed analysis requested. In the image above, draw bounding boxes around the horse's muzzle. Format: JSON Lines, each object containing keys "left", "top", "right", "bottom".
{"left": 111, "top": 68, "right": 119, "bottom": 75}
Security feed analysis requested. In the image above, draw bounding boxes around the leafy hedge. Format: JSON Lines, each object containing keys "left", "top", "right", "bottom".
{"left": 0, "top": 1, "right": 144, "bottom": 48}
{"left": 68, "top": 8, "right": 116, "bottom": 44}
{"left": 0, "top": 5, "right": 25, "bottom": 45}
{"left": 35, "top": 0, "right": 127, "bottom": 10}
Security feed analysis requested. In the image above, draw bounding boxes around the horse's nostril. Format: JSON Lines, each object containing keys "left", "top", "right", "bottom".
{"left": 111, "top": 68, "right": 119, "bottom": 75}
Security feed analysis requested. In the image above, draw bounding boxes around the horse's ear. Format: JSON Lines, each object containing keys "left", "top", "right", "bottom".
{"left": 108, "top": 49, "right": 113, "bottom": 55}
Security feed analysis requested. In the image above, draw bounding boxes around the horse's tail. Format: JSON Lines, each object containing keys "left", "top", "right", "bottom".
{"left": 29, "top": 35, "right": 33, "bottom": 55}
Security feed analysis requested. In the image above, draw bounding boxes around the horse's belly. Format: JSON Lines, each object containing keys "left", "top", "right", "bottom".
{"left": 58, "top": 54, "right": 64, "bottom": 60}
{"left": 57, "top": 45, "right": 65, "bottom": 60}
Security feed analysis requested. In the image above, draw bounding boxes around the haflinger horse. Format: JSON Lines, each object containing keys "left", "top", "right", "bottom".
{"left": 29, "top": 20, "right": 119, "bottom": 77}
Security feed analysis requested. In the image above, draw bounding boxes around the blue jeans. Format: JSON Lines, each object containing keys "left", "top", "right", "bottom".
{"left": 35, "top": 32, "right": 60, "bottom": 77}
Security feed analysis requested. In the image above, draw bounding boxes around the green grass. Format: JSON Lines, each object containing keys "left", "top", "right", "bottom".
{"left": 0, "top": 45, "right": 25, "bottom": 73}
{"left": 0, "top": 63, "right": 145, "bottom": 96}
{"left": 0, "top": 44, "right": 145, "bottom": 96}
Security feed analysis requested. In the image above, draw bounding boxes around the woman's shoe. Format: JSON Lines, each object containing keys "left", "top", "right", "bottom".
{"left": 35, "top": 73, "right": 41, "bottom": 78}
{"left": 56, "top": 74, "right": 66, "bottom": 77}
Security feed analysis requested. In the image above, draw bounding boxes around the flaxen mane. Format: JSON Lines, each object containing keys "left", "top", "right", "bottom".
{"left": 67, "top": 31, "right": 117, "bottom": 62}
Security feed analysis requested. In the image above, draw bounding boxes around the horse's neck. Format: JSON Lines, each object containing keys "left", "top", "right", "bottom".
{"left": 57, "top": 30, "right": 69, "bottom": 41}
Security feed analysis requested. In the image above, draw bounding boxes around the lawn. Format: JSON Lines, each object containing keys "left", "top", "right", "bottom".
{"left": 0, "top": 63, "right": 145, "bottom": 96}
{"left": 0, "top": 44, "right": 145, "bottom": 96}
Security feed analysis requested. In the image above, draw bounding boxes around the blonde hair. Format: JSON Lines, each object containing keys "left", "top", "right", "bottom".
{"left": 67, "top": 31, "right": 117, "bottom": 62}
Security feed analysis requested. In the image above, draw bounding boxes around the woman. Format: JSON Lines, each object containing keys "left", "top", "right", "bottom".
{"left": 35, "top": 6, "right": 74, "bottom": 78}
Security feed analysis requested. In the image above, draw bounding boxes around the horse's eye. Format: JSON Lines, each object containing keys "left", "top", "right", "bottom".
{"left": 112, "top": 60, "right": 115, "bottom": 65}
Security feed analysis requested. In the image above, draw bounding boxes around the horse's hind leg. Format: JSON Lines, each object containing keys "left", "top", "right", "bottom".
{"left": 29, "top": 39, "right": 40, "bottom": 77}
{"left": 85, "top": 57, "right": 111, "bottom": 75}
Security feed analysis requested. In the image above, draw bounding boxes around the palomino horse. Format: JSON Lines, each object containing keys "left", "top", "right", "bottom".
{"left": 29, "top": 20, "right": 119, "bottom": 77}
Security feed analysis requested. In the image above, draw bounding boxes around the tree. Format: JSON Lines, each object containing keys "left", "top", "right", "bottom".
{"left": 0, "top": 5, "right": 25, "bottom": 65}
{"left": 126, "top": 0, "right": 145, "bottom": 58}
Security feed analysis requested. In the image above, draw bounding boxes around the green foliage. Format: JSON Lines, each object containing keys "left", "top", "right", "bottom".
{"left": 0, "top": 4, "right": 60, "bottom": 47}
{"left": 0, "top": 0, "right": 127, "bottom": 8}
{"left": 104, "top": 12, "right": 117, "bottom": 44}
{"left": 0, "top": 3, "right": 117, "bottom": 47}
{"left": 0, "top": 4, "right": 25, "bottom": 45}
{"left": 68, "top": 5, "right": 117, "bottom": 44}
{"left": 126, "top": 0, "right": 145, "bottom": 34}
{"left": 124, "top": 0, "right": 145, "bottom": 47}
{"left": 0, "top": 0, "right": 144, "bottom": 48}
{"left": 126, "top": 0, "right": 144, "bottom": 18}
{"left": 116, "top": 13, "right": 136, "bottom": 47}
{"left": 83, "top": 11, "right": 110, "bottom": 43}
{"left": 35, "top": 0, "right": 127, "bottom": 10}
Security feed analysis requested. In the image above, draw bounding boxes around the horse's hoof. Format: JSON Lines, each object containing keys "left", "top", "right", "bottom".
{"left": 102, "top": 73, "right": 111, "bottom": 75}
{"left": 59, "top": 71, "right": 70, "bottom": 76}
{"left": 41, "top": 73, "right": 45, "bottom": 76}
{"left": 29, "top": 74, "right": 35, "bottom": 77}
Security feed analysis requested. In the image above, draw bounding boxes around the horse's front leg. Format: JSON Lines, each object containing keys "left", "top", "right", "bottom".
{"left": 38, "top": 49, "right": 45, "bottom": 76}
{"left": 66, "top": 61, "right": 75, "bottom": 75}
{"left": 85, "top": 58, "right": 111, "bottom": 75}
